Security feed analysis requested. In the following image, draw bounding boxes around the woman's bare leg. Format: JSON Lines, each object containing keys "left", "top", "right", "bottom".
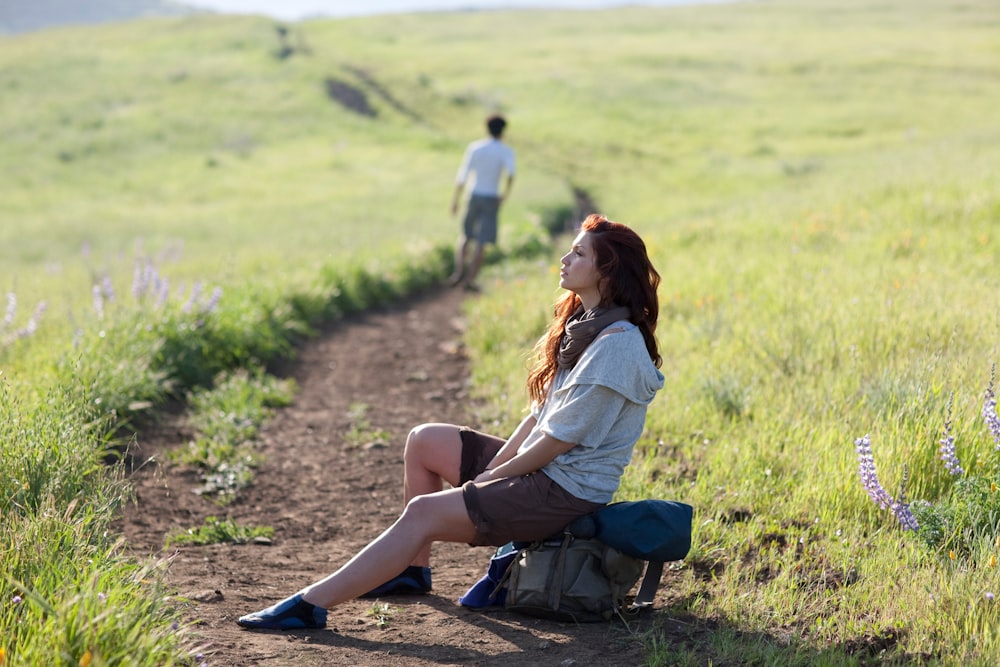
{"left": 300, "top": 487, "right": 476, "bottom": 608}
{"left": 402, "top": 423, "right": 464, "bottom": 566}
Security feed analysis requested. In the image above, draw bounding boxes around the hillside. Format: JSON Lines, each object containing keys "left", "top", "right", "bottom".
{"left": 3, "top": 1, "right": 1000, "bottom": 664}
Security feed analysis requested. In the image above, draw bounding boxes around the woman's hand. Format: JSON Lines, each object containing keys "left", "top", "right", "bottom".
{"left": 472, "top": 434, "right": 576, "bottom": 483}
{"left": 472, "top": 470, "right": 496, "bottom": 484}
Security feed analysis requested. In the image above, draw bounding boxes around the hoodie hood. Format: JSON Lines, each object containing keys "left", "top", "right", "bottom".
{"left": 563, "top": 322, "right": 664, "bottom": 405}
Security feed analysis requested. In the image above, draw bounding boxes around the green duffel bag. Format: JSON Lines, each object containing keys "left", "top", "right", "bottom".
{"left": 502, "top": 533, "right": 644, "bottom": 623}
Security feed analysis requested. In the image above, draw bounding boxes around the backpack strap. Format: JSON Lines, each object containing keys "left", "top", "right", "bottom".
{"left": 546, "top": 533, "right": 572, "bottom": 612}
{"left": 630, "top": 560, "right": 663, "bottom": 610}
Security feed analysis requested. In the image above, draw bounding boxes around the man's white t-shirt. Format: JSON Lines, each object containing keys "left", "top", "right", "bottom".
{"left": 456, "top": 138, "right": 516, "bottom": 197}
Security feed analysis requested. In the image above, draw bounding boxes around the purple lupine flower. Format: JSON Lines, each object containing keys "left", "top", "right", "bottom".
{"left": 855, "top": 435, "right": 894, "bottom": 509}
{"left": 855, "top": 435, "right": 918, "bottom": 531}
{"left": 132, "top": 258, "right": 147, "bottom": 300}
{"left": 92, "top": 284, "right": 105, "bottom": 320}
{"left": 891, "top": 501, "right": 919, "bottom": 531}
{"left": 2, "top": 292, "right": 15, "bottom": 330}
{"left": 182, "top": 281, "right": 203, "bottom": 313}
{"left": 984, "top": 366, "right": 1000, "bottom": 449}
{"left": 101, "top": 276, "right": 115, "bottom": 303}
{"left": 17, "top": 301, "right": 46, "bottom": 338}
{"left": 155, "top": 277, "right": 170, "bottom": 309}
{"left": 201, "top": 286, "right": 222, "bottom": 314}
{"left": 939, "top": 397, "right": 964, "bottom": 475}
{"left": 143, "top": 261, "right": 160, "bottom": 302}
{"left": 892, "top": 465, "right": 919, "bottom": 531}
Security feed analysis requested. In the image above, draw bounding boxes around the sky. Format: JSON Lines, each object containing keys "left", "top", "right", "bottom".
{"left": 180, "top": 1, "right": 724, "bottom": 21}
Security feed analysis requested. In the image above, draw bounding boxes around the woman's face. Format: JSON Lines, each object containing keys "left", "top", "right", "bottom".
{"left": 559, "top": 231, "right": 603, "bottom": 307}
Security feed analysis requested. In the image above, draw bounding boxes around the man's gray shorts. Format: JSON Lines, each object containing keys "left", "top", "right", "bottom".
{"left": 462, "top": 194, "right": 500, "bottom": 244}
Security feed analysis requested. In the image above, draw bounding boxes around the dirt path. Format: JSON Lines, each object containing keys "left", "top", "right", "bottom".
{"left": 120, "top": 286, "right": 663, "bottom": 666}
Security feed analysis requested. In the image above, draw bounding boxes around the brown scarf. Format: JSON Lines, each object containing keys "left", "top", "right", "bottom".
{"left": 557, "top": 305, "right": 631, "bottom": 369}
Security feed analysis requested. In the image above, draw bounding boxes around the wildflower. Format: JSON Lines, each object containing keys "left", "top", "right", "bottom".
{"left": 893, "top": 465, "right": 918, "bottom": 531}
{"left": 984, "top": 366, "right": 1000, "bottom": 448}
{"left": 855, "top": 435, "right": 918, "bottom": 530}
{"left": 986, "top": 592, "right": 996, "bottom": 601}
{"left": 989, "top": 554, "right": 997, "bottom": 568}
{"left": 97, "top": 592, "right": 106, "bottom": 602}
{"left": 2, "top": 293, "right": 14, "bottom": 330}
{"left": 0, "top": 646, "right": 6, "bottom": 664}
{"left": 201, "top": 286, "right": 223, "bottom": 314}
{"left": 949, "top": 550, "right": 957, "bottom": 560}
{"left": 12, "top": 595, "right": 21, "bottom": 604}
{"left": 939, "top": 397, "right": 964, "bottom": 475}
{"left": 855, "top": 435, "right": 894, "bottom": 509}
{"left": 891, "top": 501, "right": 919, "bottom": 531}
{"left": 16, "top": 301, "right": 46, "bottom": 338}
{"left": 182, "top": 281, "right": 203, "bottom": 313}
{"left": 132, "top": 258, "right": 148, "bottom": 300}
{"left": 101, "top": 275, "right": 115, "bottom": 303}
{"left": 79, "top": 649, "right": 92, "bottom": 667}
{"left": 92, "top": 284, "right": 104, "bottom": 320}
{"left": 134, "top": 259, "right": 163, "bottom": 304}
{"left": 154, "top": 276, "right": 168, "bottom": 308}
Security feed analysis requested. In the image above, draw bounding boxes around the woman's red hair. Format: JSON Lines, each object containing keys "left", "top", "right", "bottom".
{"left": 526, "top": 214, "right": 661, "bottom": 405}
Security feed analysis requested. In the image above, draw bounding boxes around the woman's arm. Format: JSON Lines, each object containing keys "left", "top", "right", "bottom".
{"left": 474, "top": 430, "right": 576, "bottom": 483}
{"left": 482, "top": 413, "right": 536, "bottom": 472}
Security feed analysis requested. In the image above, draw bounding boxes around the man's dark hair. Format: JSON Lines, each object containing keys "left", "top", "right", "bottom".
{"left": 486, "top": 114, "right": 507, "bottom": 138}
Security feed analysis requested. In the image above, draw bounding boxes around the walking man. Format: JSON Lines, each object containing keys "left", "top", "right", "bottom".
{"left": 448, "top": 114, "right": 516, "bottom": 290}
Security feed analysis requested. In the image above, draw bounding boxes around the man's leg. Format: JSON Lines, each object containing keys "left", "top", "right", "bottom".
{"left": 448, "top": 235, "right": 471, "bottom": 286}
{"left": 462, "top": 242, "right": 486, "bottom": 289}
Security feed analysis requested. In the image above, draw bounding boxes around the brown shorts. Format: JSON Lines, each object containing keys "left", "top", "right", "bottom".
{"left": 457, "top": 427, "right": 603, "bottom": 547}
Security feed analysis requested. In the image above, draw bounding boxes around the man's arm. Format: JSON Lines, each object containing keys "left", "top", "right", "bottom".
{"left": 450, "top": 182, "right": 464, "bottom": 216}
{"left": 499, "top": 173, "right": 514, "bottom": 205}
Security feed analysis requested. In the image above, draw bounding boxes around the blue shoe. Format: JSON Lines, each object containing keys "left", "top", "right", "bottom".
{"left": 237, "top": 593, "right": 327, "bottom": 630}
{"left": 359, "top": 566, "right": 431, "bottom": 598}
{"left": 459, "top": 542, "right": 519, "bottom": 608}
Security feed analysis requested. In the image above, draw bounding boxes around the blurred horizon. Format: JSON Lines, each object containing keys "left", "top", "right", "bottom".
{"left": 181, "top": 0, "right": 733, "bottom": 21}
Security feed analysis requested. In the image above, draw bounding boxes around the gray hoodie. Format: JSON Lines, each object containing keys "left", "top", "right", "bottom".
{"left": 528, "top": 321, "right": 664, "bottom": 504}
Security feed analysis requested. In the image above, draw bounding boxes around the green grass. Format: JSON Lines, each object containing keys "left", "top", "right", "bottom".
{"left": 169, "top": 367, "right": 295, "bottom": 501}
{"left": 2, "top": 0, "right": 1000, "bottom": 663}
{"left": 165, "top": 516, "right": 274, "bottom": 548}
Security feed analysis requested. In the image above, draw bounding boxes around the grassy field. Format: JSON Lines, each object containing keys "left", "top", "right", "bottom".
{"left": 2, "top": 0, "right": 1000, "bottom": 664}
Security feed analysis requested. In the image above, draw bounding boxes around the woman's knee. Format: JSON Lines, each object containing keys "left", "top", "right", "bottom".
{"left": 401, "top": 492, "right": 474, "bottom": 542}
{"left": 398, "top": 494, "right": 443, "bottom": 539}
{"left": 404, "top": 424, "right": 432, "bottom": 462}
{"left": 404, "top": 423, "right": 460, "bottom": 462}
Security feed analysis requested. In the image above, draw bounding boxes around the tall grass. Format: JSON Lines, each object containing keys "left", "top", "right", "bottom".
{"left": 2, "top": 0, "right": 999, "bottom": 663}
